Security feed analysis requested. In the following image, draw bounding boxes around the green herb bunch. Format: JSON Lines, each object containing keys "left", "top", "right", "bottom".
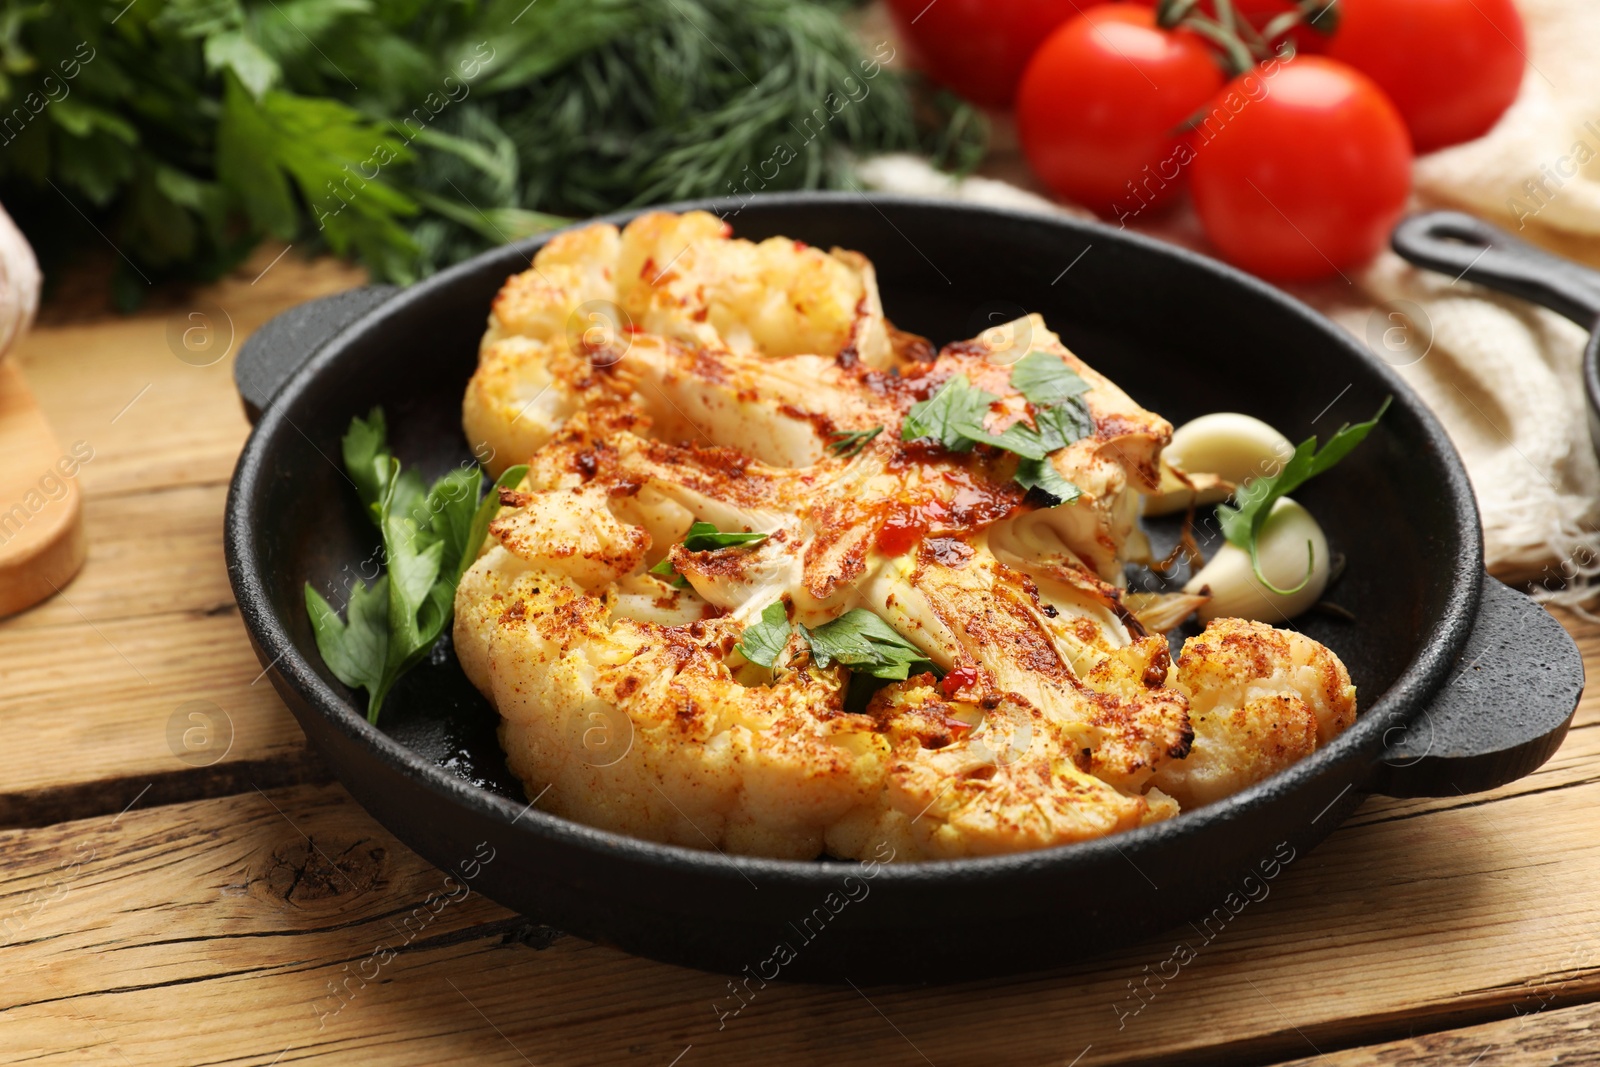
{"left": 303, "top": 408, "right": 525, "bottom": 722}
{"left": 0, "top": 0, "right": 983, "bottom": 307}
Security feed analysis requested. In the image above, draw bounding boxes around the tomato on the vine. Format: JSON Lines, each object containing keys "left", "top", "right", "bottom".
{"left": 1016, "top": 4, "right": 1225, "bottom": 217}
{"left": 1325, "top": 0, "right": 1526, "bottom": 152}
{"left": 1130, "top": 0, "right": 1333, "bottom": 55}
{"left": 1188, "top": 56, "right": 1413, "bottom": 280}
{"left": 883, "top": 0, "right": 1095, "bottom": 108}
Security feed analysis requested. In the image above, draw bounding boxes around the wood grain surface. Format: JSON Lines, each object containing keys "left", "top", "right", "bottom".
{"left": 1274, "top": 1001, "right": 1600, "bottom": 1066}
{"left": 1, "top": 245, "right": 1596, "bottom": 1067}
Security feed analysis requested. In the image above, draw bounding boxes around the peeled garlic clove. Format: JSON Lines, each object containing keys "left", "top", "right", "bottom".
{"left": 1184, "top": 497, "right": 1329, "bottom": 623}
{"left": 1165, "top": 412, "right": 1295, "bottom": 487}
{"left": 1143, "top": 412, "right": 1293, "bottom": 517}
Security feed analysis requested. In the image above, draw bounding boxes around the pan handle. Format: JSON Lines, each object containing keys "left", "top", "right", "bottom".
{"left": 1391, "top": 211, "right": 1600, "bottom": 327}
{"left": 1370, "top": 577, "right": 1583, "bottom": 798}
{"left": 234, "top": 286, "right": 398, "bottom": 424}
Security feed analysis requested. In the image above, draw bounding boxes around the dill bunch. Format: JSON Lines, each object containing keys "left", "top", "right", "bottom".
{"left": 0, "top": 0, "right": 983, "bottom": 301}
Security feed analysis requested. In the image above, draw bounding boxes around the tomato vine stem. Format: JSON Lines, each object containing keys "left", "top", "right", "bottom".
{"left": 1155, "top": 0, "right": 1341, "bottom": 74}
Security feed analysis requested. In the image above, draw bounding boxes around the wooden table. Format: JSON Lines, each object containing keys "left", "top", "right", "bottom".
{"left": 3, "top": 247, "right": 1598, "bottom": 1067}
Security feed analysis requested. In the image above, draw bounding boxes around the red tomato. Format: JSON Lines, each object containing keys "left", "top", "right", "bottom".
{"left": 884, "top": 0, "right": 1095, "bottom": 108}
{"left": 1189, "top": 56, "right": 1412, "bottom": 280}
{"left": 1016, "top": 5, "right": 1226, "bottom": 217}
{"left": 1325, "top": 0, "right": 1526, "bottom": 152}
{"left": 1128, "top": 0, "right": 1332, "bottom": 54}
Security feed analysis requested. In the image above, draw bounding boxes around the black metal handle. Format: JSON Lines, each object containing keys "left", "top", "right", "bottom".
{"left": 1370, "top": 577, "right": 1583, "bottom": 798}
{"left": 235, "top": 286, "right": 398, "bottom": 423}
{"left": 1391, "top": 211, "right": 1600, "bottom": 328}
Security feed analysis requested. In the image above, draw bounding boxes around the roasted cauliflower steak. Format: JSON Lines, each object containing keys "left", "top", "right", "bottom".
{"left": 454, "top": 211, "right": 1358, "bottom": 862}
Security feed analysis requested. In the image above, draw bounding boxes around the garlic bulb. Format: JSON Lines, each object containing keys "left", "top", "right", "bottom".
{"left": 1184, "top": 497, "right": 1329, "bottom": 623}
{"left": 1143, "top": 412, "right": 1294, "bottom": 517}
{"left": 0, "top": 203, "right": 40, "bottom": 360}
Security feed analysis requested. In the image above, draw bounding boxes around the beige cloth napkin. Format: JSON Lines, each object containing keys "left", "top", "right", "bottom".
{"left": 860, "top": 0, "right": 1600, "bottom": 606}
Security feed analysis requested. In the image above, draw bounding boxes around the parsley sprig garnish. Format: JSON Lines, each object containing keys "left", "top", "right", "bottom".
{"left": 304, "top": 408, "right": 526, "bottom": 724}
{"left": 738, "top": 603, "right": 935, "bottom": 681}
{"left": 1217, "top": 398, "right": 1391, "bottom": 593}
{"left": 803, "top": 609, "right": 936, "bottom": 680}
{"left": 1010, "top": 350, "right": 1092, "bottom": 405}
{"left": 827, "top": 426, "right": 884, "bottom": 458}
{"left": 901, "top": 351, "right": 1093, "bottom": 504}
{"left": 650, "top": 521, "right": 770, "bottom": 586}
{"left": 736, "top": 601, "right": 793, "bottom": 667}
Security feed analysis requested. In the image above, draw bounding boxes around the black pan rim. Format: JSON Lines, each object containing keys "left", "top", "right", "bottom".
{"left": 225, "top": 190, "right": 1485, "bottom": 887}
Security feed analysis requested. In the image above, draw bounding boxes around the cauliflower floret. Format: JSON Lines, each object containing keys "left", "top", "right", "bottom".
{"left": 467, "top": 212, "right": 898, "bottom": 474}
{"left": 826, "top": 685, "right": 1156, "bottom": 861}
{"left": 1148, "top": 618, "right": 1358, "bottom": 808}
{"left": 462, "top": 564, "right": 891, "bottom": 861}
{"left": 615, "top": 212, "right": 891, "bottom": 362}
{"left": 463, "top": 336, "right": 604, "bottom": 480}
{"left": 977, "top": 315, "right": 1170, "bottom": 586}
{"left": 482, "top": 222, "right": 622, "bottom": 349}
{"left": 488, "top": 486, "right": 649, "bottom": 591}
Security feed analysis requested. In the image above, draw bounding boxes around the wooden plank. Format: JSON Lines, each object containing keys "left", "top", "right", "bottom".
{"left": 9, "top": 246, "right": 363, "bottom": 500}
{"left": 0, "top": 600, "right": 326, "bottom": 827}
{"left": 1270, "top": 1001, "right": 1600, "bottom": 1066}
{"left": 5, "top": 698, "right": 1600, "bottom": 1067}
{"left": 0, "top": 478, "right": 324, "bottom": 828}
{"left": 2, "top": 482, "right": 233, "bottom": 631}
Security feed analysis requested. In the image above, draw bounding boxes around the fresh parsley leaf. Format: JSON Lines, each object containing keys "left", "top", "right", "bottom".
{"left": 902, "top": 375, "right": 996, "bottom": 452}
{"left": 378, "top": 469, "right": 447, "bottom": 681}
{"left": 950, "top": 417, "right": 1050, "bottom": 460}
{"left": 217, "top": 74, "right": 419, "bottom": 266}
{"left": 1009, "top": 351, "right": 1091, "bottom": 406}
{"left": 204, "top": 31, "right": 281, "bottom": 99}
{"left": 305, "top": 577, "right": 390, "bottom": 712}
{"left": 650, "top": 521, "right": 767, "bottom": 585}
{"left": 681, "top": 521, "right": 769, "bottom": 551}
{"left": 1014, "top": 458, "right": 1083, "bottom": 506}
{"left": 737, "top": 600, "right": 793, "bottom": 668}
{"left": 1032, "top": 397, "right": 1095, "bottom": 452}
{"left": 341, "top": 407, "right": 393, "bottom": 518}
{"left": 905, "top": 374, "right": 1058, "bottom": 460}
{"left": 1217, "top": 398, "right": 1391, "bottom": 594}
{"left": 827, "top": 426, "right": 883, "bottom": 458}
{"left": 648, "top": 557, "right": 690, "bottom": 587}
{"left": 426, "top": 467, "right": 484, "bottom": 581}
{"left": 900, "top": 372, "right": 1091, "bottom": 506}
{"left": 801, "top": 609, "right": 936, "bottom": 681}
